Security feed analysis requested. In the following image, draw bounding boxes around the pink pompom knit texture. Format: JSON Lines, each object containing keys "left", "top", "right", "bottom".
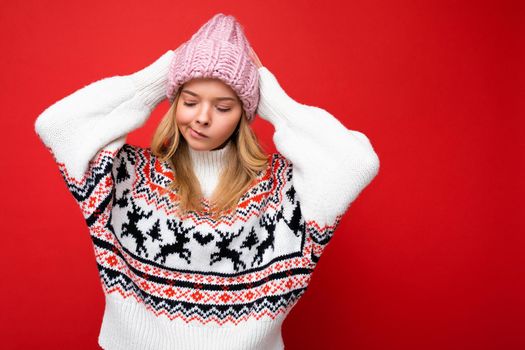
{"left": 166, "top": 13, "right": 260, "bottom": 123}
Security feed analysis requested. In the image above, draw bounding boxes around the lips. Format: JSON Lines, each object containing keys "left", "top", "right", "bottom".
{"left": 190, "top": 128, "right": 208, "bottom": 138}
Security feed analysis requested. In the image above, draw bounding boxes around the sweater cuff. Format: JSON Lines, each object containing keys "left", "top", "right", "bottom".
{"left": 256, "top": 66, "right": 305, "bottom": 127}
{"left": 127, "top": 50, "right": 174, "bottom": 109}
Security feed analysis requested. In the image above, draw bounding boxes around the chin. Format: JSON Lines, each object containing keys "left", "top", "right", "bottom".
{"left": 187, "top": 141, "right": 215, "bottom": 151}
{"left": 187, "top": 143, "right": 209, "bottom": 151}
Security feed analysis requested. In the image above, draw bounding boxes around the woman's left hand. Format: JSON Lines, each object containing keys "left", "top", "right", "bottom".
{"left": 248, "top": 47, "right": 263, "bottom": 69}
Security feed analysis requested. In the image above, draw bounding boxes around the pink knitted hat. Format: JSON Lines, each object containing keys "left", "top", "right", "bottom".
{"left": 166, "top": 13, "right": 260, "bottom": 123}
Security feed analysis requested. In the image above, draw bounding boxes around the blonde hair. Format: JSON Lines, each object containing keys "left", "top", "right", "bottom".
{"left": 150, "top": 86, "right": 269, "bottom": 220}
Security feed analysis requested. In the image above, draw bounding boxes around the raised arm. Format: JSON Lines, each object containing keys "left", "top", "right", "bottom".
{"left": 256, "top": 66, "right": 380, "bottom": 230}
{"left": 34, "top": 49, "right": 174, "bottom": 181}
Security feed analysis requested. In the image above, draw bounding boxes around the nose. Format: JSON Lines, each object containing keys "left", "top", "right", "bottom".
{"left": 195, "top": 104, "right": 211, "bottom": 125}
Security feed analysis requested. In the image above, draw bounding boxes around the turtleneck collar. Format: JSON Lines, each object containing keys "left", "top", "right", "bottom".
{"left": 187, "top": 140, "right": 232, "bottom": 198}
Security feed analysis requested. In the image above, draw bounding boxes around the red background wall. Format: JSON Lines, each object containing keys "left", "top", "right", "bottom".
{"left": 2, "top": 0, "right": 523, "bottom": 349}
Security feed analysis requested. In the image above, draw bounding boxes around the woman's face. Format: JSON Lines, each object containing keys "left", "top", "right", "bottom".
{"left": 175, "top": 77, "right": 243, "bottom": 151}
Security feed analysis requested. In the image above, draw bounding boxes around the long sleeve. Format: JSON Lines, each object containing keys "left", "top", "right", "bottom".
{"left": 34, "top": 50, "right": 174, "bottom": 221}
{"left": 35, "top": 49, "right": 174, "bottom": 181}
{"left": 256, "top": 66, "right": 380, "bottom": 231}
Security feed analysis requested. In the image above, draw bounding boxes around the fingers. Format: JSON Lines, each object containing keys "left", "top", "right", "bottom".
{"left": 249, "top": 47, "right": 262, "bottom": 68}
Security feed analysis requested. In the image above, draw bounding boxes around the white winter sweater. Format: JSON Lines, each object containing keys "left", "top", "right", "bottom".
{"left": 34, "top": 50, "right": 380, "bottom": 350}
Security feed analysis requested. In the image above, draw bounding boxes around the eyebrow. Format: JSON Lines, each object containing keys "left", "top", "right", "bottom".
{"left": 181, "top": 89, "right": 237, "bottom": 102}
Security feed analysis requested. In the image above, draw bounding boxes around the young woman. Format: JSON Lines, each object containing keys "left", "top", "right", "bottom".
{"left": 35, "top": 13, "right": 380, "bottom": 350}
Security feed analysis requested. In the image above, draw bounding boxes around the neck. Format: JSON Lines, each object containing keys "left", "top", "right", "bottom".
{"left": 187, "top": 140, "right": 232, "bottom": 198}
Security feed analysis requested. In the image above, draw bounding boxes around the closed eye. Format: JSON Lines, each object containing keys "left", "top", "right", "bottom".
{"left": 183, "top": 102, "right": 231, "bottom": 113}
